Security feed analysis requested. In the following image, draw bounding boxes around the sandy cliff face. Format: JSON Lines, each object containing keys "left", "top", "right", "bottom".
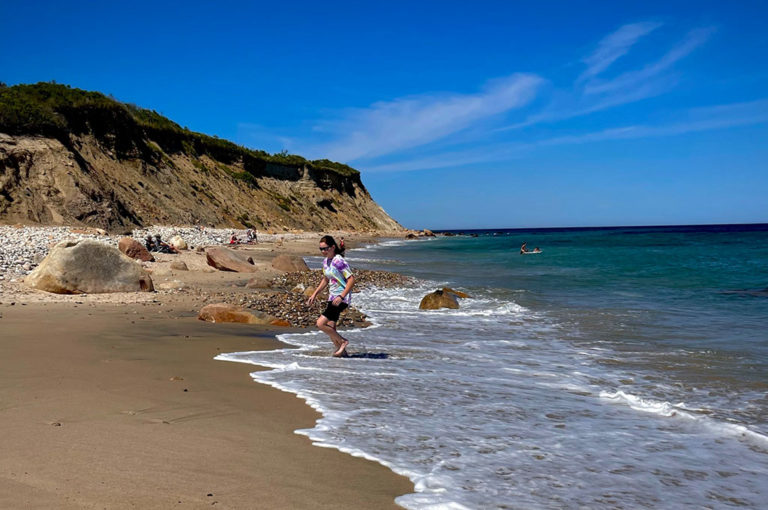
{"left": 0, "top": 133, "right": 402, "bottom": 232}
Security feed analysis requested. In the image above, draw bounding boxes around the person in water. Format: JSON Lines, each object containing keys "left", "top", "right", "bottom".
{"left": 307, "top": 235, "right": 355, "bottom": 357}
{"left": 520, "top": 241, "right": 528, "bottom": 254}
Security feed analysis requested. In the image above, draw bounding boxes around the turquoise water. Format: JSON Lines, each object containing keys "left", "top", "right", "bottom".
{"left": 222, "top": 224, "right": 768, "bottom": 509}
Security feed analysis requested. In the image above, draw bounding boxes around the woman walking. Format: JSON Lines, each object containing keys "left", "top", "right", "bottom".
{"left": 307, "top": 235, "right": 355, "bottom": 357}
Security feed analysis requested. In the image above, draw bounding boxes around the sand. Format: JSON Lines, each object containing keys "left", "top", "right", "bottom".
{"left": 0, "top": 234, "right": 413, "bottom": 508}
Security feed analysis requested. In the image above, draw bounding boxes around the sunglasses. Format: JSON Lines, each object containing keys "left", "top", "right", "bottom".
{"left": 319, "top": 246, "right": 331, "bottom": 252}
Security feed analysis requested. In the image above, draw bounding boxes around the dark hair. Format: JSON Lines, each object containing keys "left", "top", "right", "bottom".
{"left": 319, "top": 235, "right": 345, "bottom": 257}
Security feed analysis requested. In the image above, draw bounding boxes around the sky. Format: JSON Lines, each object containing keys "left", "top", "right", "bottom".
{"left": 2, "top": 1, "right": 767, "bottom": 229}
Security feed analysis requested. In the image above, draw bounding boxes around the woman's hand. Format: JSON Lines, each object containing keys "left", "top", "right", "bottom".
{"left": 306, "top": 294, "right": 316, "bottom": 306}
{"left": 332, "top": 296, "right": 343, "bottom": 306}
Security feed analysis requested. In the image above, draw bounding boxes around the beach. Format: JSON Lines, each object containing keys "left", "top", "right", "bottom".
{"left": 0, "top": 228, "right": 414, "bottom": 509}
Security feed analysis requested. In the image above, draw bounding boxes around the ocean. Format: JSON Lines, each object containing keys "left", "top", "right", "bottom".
{"left": 217, "top": 224, "right": 768, "bottom": 509}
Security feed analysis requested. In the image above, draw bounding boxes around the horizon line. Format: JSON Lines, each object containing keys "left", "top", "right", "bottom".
{"left": 429, "top": 221, "right": 768, "bottom": 232}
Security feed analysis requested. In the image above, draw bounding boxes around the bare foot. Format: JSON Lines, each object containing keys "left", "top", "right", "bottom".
{"left": 332, "top": 340, "right": 349, "bottom": 357}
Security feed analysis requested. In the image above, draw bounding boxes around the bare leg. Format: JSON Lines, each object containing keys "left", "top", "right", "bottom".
{"left": 316, "top": 316, "right": 349, "bottom": 357}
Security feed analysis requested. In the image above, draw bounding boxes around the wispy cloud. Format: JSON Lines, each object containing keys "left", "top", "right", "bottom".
{"left": 286, "top": 21, "right": 727, "bottom": 173}
{"left": 579, "top": 21, "right": 662, "bottom": 82}
{"left": 365, "top": 99, "right": 768, "bottom": 173}
{"left": 496, "top": 24, "right": 715, "bottom": 133}
{"left": 584, "top": 26, "right": 716, "bottom": 96}
{"left": 310, "top": 73, "right": 543, "bottom": 162}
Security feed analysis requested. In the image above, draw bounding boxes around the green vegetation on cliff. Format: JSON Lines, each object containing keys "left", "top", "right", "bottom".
{"left": 0, "top": 82, "right": 359, "bottom": 178}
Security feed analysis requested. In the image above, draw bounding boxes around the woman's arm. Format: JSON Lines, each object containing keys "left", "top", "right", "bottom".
{"left": 307, "top": 276, "right": 329, "bottom": 305}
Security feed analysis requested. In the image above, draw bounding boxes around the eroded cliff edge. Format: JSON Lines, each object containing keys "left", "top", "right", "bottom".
{"left": 0, "top": 83, "right": 403, "bottom": 232}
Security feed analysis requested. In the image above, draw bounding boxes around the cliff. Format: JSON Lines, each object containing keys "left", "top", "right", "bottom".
{"left": 0, "top": 83, "right": 403, "bottom": 232}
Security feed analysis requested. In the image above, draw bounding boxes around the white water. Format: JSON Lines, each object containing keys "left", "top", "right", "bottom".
{"left": 217, "top": 278, "right": 768, "bottom": 509}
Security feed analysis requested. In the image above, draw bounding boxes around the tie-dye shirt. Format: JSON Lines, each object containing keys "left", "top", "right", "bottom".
{"left": 323, "top": 254, "right": 353, "bottom": 304}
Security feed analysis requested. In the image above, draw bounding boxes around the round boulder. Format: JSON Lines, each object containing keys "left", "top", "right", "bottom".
{"left": 169, "top": 235, "right": 188, "bottom": 251}
{"left": 26, "top": 239, "right": 154, "bottom": 294}
{"left": 271, "top": 254, "right": 309, "bottom": 272}
{"left": 419, "top": 289, "right": 459, "bottom": 310}
{"left": 198, "top": 303, "right": 276, "bottom": 324}
{"left": 118, "top": 237, "right": 154, "bottom": 262}
{"left": 205, "top": 247, "right": 258, "bottom": 273}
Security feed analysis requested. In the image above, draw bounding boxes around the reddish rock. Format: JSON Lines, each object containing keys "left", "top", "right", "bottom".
{"left": 205, "top": 247, "right": 258, "bottom": 273}
{"left": 270, "top": 318, "right": 291, "bottom": 327}
{"left": 198, "top": 303, "right": 269, "bottom": 324}
{"left": 442, "top": 287, "right": 470, "bottom": 299}
{"left": 118, "top": 237, "right": 154, "bottom": 262}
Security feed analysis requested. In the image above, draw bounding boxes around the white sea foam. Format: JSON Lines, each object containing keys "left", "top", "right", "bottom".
{"left": 601, "top": 390, "right": 768, "bottom": 447}
{"left": 217, "top": 239, "right": 768, "bottom": 509}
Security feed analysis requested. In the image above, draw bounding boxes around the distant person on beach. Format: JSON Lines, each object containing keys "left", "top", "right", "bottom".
{"left": 154, "top": 234, "right": 177, "bottom": 254}
{"left": 229, "top": 233, "right": 239, "bottom": 245}
{"left": 245, "top": 229, "right": 257, "bottom": 243}
{"left": 339, "top": 237, "right": 345, "bottom": 251}
{"left": 307, "top": 235, "right": 355, "bottom": 357}
{"left": 520, "top": 242, "right": 528, "bottom": 254}
{"left": 145, "top": 236, "right": 156, "bottom": 252}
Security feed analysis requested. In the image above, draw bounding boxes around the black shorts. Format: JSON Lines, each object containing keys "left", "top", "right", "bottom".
{"left": 321, "top": 301, "right": 348, "bottom": 322}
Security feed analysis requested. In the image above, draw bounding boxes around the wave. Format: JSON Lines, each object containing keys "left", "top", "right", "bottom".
{"left": 600, "top": 390, "right": 768, "bottom": 448}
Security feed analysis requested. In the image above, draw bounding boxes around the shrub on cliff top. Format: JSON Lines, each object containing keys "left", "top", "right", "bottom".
{"left": 0, "top": 82, "right": 360, "bottom": 181}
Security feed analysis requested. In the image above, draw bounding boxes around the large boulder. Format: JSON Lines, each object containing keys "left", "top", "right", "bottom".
{"left": 118, "top": 237, "right": 154, "bottom": 262}
{"left": 271, "top": 254, "right": 309, "bottom": 272}
{"left": 419, "top": 289, "right": 460, "bottom": 310}
{"left": 26, "top": 239, "right": 154, "bottom": 294}
{"left": 169, "top": 235, "right": 188, "bottom": 251}
{"left": 205, "top": 247, "right": 258, "bottom": 273}
{"left": 198, "top": 303, "right": 275, "bottom": 324}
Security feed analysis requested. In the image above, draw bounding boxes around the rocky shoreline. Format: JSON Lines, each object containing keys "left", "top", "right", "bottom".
{"left": 0, "top": 225, "right": 418, "bottom": 330}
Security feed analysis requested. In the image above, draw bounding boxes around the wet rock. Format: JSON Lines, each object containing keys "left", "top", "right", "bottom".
{"left": 198, "top": 303, "right": 275, "bottom": 324}
{"left": 442, "top": 287, "right": 470, "bottom": 299}
{"left": 419, "top": 289, "right": 459, "bottom": 310}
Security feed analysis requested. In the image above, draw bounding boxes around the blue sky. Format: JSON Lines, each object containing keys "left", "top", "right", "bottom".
{"left": 2, "top": 1, "right": 767, "bottom": 229}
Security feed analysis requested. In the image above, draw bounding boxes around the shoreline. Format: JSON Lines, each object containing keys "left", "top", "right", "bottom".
{"left": 0, "top": 229, "right": 415, "bottom": 508}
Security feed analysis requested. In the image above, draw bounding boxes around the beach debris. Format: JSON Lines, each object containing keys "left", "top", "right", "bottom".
{"left": 169, "top": 376, "right": 184, "bottom": 381}
{"left": 26, "top": 239, "right": 154, "bottom": 294}
{"left": 118, "top": 237, "right": 155, "bottom": 262}
{"left": 205, "top": 247, "right": 258, "bottom": 273}
{"left": 271, "top": 254, "right": 309, "bottom": 272}
{"left": 419, "top": 289, "right": 461, "bottom": 310}
{"left": 198, "top": 302, "right": 277, "bottom": 324}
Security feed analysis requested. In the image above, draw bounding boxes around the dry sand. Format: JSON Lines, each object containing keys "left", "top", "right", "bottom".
{"left": 0, "top": 234, "right": 413, "bottom": 508}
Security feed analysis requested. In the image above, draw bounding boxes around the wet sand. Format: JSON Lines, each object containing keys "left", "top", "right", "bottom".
{"left": 0, "top": 296, "right": 412, "bottom": 507}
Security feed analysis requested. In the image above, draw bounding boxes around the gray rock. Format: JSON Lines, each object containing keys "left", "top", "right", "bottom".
{"left": 25, "top": 239, "right": 154, "bottom": 294}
